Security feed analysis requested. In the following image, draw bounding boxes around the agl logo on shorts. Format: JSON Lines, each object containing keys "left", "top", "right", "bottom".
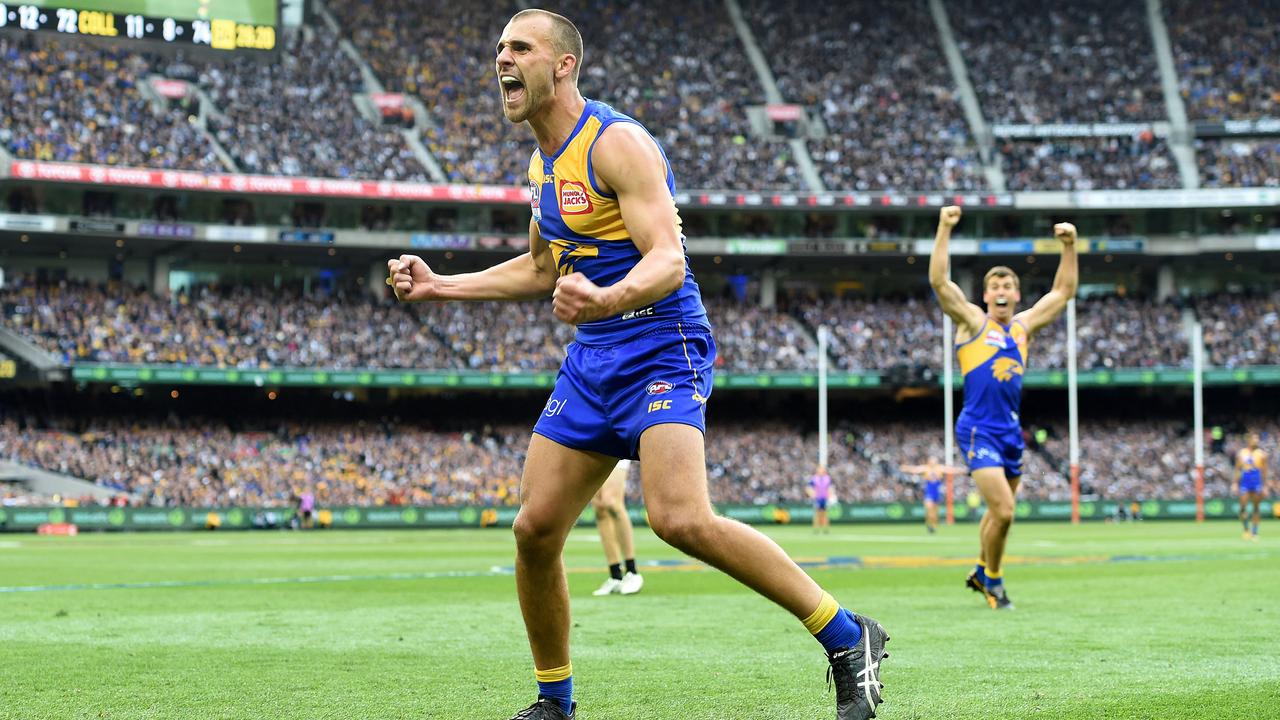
{"left": 646, "top": 380, "right": 673, "bottom": 395}
{"left": 559, "top": 181, "right": 593, "bottom": 214}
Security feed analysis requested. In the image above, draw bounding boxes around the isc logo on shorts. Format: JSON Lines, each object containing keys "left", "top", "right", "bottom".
{"left": 559, "top": 181, "right": 593, "bottom": 215}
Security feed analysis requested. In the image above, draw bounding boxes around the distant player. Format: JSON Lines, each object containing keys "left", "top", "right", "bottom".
{"left": 1236, "top": 432, "right": 1267, "bottom": 540}
{"left": 297, "top": 489, "right": 315, "bottom": 530}
{"left": 807, "top": 465, "right": 834, "bottom": 534}
{"left": 389, "top": 10, "right": 887, "bottom": 719}
{"left": 899, "top": 458, "right": 966, "bottom": 534}
{"left": 929, "top": 205, "right": 1077, "bottom": 610}
{"left": 590, "top": 460, "right": 644, "bottom": 595}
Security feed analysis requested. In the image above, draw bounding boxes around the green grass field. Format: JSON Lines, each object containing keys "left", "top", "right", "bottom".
{"left": 22, "top": 0, "right": 277, "bottom": 26}
{"left": 1, "top": 521, "right": 1276, "bottom": 719}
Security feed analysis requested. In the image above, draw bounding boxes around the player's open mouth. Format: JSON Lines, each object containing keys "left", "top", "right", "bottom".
{"left": 501, "top": 75, "right": 525, "bottom": 104}
{"left": 995, "top": 298, "right": 1009, "bottom": 306}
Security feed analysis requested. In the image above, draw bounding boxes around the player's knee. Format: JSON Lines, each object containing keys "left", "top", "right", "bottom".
{"left": 989, "top": 503, "right": 1015, "bottom": 526}
{"left": 648, "top": 509, "right": 710, "bottom": 551}
{"left": 512, "top": 510, "right": 563, "bottom": 556}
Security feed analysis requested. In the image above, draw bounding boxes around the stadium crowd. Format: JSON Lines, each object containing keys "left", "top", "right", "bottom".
{"left": 5, "top": 1, "right": 1280, "bottom": 193}
{"left": 744, "top": 0, "right": 987, "bottom": 192}
{"left": 0, "top": 417, "right": 526, "bottom": 507}
{"left": 194, "top": 26, "right": 429, "bottom": 181}
{"left": 9, "top": 280, "right": 1276, "bottom": 372}
{"left": 998, "top": 135, "right": 1182, "bottom": 191}
{"left": 1195, "top": 138, "right": 1280, "bottom": 189}
{"left": 1165, "top": 0, "right": 1280, "bottom": 122}
{"left": 0, "top": 36, "right": 223, "bottom": 172}
{"left": 951, "top": 0, "right": 1165, "bottom": 124}
{"left": 2, "top": 414, "right": 1258, "bottom": 508}
{"left": 1196, "top": 291, "right": 1280, "bottom": 367}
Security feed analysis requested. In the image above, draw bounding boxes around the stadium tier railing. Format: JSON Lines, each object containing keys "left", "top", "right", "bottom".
{"left": 8, "top": 159, "right": 1280, "bottom": 211}
{"left": 0, "top": 497, "right": 1268, "bottom": 533}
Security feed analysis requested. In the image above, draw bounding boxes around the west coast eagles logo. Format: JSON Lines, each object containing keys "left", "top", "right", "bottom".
{"left": 991, "top": 357, "right": 1024, "bottom": 382}
{"left": 559, "top": 180, "right": 593, "bottom": 215}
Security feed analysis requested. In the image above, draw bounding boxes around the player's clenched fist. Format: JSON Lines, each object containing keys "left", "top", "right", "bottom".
{"left": 1053, "top": 222, "right": 1077, "bottom": 246}
{"left": 553, "top": 272, "right": 610, "bottom": 325}
{"left": 386, "top": 254, "right": 438, "bottom": 302}
{"left": 939, "top": 205, "right": 962, "bottom": 228}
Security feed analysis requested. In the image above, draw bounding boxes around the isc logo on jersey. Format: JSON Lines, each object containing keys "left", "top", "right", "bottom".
{"left": 984, "top": 329, "right": 1008, "bottom": 349}
{"left": 559, "top": 181, "right": 593, "bottom": 215}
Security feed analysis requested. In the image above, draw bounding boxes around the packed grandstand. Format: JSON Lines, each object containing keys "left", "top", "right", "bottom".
{"left": 0, "top": 0, "right": 1276, "bottom": 191}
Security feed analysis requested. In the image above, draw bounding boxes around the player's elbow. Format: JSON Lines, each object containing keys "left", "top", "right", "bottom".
{"left": 653, "top": 245, "right": 685, "bottom": 296}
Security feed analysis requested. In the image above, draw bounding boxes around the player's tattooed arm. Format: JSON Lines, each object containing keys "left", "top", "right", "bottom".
{"left": 1017, "top": 222, "right": 1079, "bottom": 335}
{"left": 386, "top": 219, "right": 557, "bottom": 303}
{"left": 928, "top": 206, "right": 986, "bottom": 337}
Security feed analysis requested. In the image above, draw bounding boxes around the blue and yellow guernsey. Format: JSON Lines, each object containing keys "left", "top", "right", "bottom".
{"left": 1239, "top": 448, "right": 1264, "bottom": 482}
{"left": 527, "top": 99, "right": 709, "bottom": 345}
{"left": 956, "top": 317, "right": 1029, "bottom": 432}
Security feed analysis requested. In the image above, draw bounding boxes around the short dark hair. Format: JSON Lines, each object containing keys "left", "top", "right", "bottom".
{"left": 512, "top": 9, "right": 583, "bottom": 82}
{"left": 984, "top": 266, "right": 1020, "bottom": 290}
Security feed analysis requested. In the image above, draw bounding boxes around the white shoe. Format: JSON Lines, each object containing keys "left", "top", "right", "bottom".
{"left": 619, "top": 572, "right": 644, "bottom": 595}
{"left": 592, "top": 577, "right": 623, "bottom": 596}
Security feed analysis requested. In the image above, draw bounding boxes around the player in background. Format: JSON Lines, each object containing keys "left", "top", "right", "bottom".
{"left": 389, "top": 10, "right": 888, "bottom": 719}
{"left": 899, "top": 458, "right": 966, "bottom": 534}
{"left": 807, "top": 465, "right": 834, "bottom": 534}
{"left": 1236, "top": 432, "right": 1267, "bottom": 540}
{"left": 590, "top": 460, "right": 644, "bottom": 595}
{"left": 296, "top": 489, "right": 315, "bottom": 530}
{"left": 929, "top": 205, "right": 1077, "bottom": 610}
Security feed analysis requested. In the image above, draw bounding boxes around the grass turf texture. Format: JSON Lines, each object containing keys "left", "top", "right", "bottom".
{"left": 1, "top": 521, "right": 1275, "bottom": 719}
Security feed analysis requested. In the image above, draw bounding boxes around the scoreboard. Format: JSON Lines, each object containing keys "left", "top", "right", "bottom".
{"left": 0, "top": 1, "right": 279, "bottom": 51}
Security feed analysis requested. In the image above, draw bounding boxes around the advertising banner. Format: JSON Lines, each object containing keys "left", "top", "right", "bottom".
{"left": 0, "top": 499, "right": 1261, "bottom": 532}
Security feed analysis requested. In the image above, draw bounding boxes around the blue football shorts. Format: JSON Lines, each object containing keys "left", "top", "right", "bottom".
{"left": 923, "top": 480, "right": 944, "bottom": 504}
{"left": 1240, "top": 472, "right": 1263, "bottom": 495}
{"left": 956, "top": 419, "right": 1024, "bottom": 479}
{"left": 533, "top": 325, "right": 715, "bottom": 460}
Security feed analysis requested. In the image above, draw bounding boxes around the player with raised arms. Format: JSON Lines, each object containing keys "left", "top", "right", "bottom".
{"left": 928, "top": 205, "right": 1077, "bottom": 610}
{"left": 388, "top": 9, "right": 888, "bottom": 719}
{"left": 1236, "top": 432, "right": 1267, "bottom": 540}
{"left": 899, "top": 458, "right": 966, "bottom": 534}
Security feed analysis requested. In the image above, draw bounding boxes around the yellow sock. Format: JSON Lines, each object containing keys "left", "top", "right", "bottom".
{"left": 802, "top": 591, "right": 840, "bottom": 635}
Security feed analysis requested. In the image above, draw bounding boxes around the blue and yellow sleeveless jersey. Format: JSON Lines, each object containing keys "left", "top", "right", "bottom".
{"left": 1239, "top": 448, "right": 1264, "bottom": 482}
{"left": 527, "top": 99, "right": 709, "bottom": 345}
{"left": 956, "top": 317, "right": 1029, "bottom": 433}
